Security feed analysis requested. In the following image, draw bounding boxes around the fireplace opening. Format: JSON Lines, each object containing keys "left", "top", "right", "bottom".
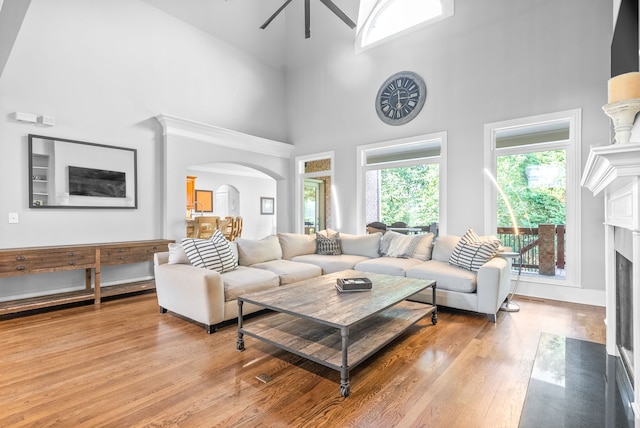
{"left": 616, "top": 250, "right": 634, "bottom": 386}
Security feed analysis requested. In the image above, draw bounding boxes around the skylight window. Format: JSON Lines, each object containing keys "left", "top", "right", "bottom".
{"left": 356, "top": 0, "right": 454, "bottom": 52}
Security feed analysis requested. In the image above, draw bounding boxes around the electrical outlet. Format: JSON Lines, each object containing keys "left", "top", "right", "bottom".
{"left": 8, "top": 213, "right": 19, "bottom": 224}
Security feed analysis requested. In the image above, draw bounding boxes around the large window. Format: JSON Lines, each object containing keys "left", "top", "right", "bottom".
{"left": 357, "top": 133, "right": 447, "bottom": 234}
{"left": 366, "top": 164, "right": 439, "bottom": 227}
{"left": 484, "top": 110, "right": 581, "bottom": 288}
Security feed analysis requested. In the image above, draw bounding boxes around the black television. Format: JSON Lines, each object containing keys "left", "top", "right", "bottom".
{"left": 68, "top": 166, "right": 126, "bottom": 198}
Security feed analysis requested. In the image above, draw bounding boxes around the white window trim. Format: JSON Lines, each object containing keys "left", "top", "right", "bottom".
{"left": 294, "top": 151, "right": 335, "bottom": 234}
{"left": 356, "top": 132, "right": 447, "bottom": 235}
{"left": 483, "top": 109, "right": 582, "bottom": 290}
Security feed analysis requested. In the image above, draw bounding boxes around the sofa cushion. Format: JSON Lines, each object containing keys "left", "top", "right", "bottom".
{"left": 412, "top": 233, "right": 435, "bottom": 261}
{"left": 236, "top": 235, "right": 282, "bottom": 266}
{"left": 432, "top": 235, "right": 461, "bottom": 262}
{"left": 339, "top": 232, "right": 382, "bottom": 258}
{"left": 406, "top": 260, "right": 478, "bottom": 293}
{"left": 228, "top": 241, "right": 239, "bottom": 263}
{"left": 222, "top": 266, "right": 280, "bottom": 301}
{"left": 251, "top": 259, "right": 322, "bottom": 285}
{"left": 354, "top": 257, "right": 422, "bottom": 277}
{"left": 277, "top": 233, "right": 316, "bottom": 259}
{"left": 316, "top": 231, "right": 342, "bottom": 255}
{"left": 449, "top": 229, "right": 501, "bottom": 272}
{"left": 316, "top": 228, "right": 338, "bottom": 237}
{"left": 290, "top": 254, "right": 369, "bottom": 274}
{"left": 181, "top": 231, "right": 238, "bottom": 273}
{"left": 380, "top": 231, "right": 434, "bottom": 259}
{"left": 168, "top": 242, "right": 189, "bottom": 264}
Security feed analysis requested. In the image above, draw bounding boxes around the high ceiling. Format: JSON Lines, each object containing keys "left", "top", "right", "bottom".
{"left": 141, "top": 0, "right": 286, "bottom": 68}
{"left": 141, "top": 0, "right": 359, "bottom": 69}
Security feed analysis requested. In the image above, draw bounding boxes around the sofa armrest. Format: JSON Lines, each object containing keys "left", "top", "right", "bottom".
{"left": 154, "top": 251, "right": 169, "bottom": 266}
{"left": 154, "top": 261, "right": 226, "bottom": 327}
{"left": 476, "top": 256, "right": 511, "bottom": 316}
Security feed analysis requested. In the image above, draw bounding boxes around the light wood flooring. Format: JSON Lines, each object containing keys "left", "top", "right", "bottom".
{"left": 0, "top": 292, "right": 605, "bottom": 427}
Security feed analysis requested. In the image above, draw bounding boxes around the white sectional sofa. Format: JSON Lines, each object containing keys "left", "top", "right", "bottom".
{"left": 153, "top": 230, "right": 512, "bottom": 333}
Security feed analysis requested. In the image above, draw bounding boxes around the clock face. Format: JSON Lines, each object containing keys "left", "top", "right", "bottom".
{"left": 376, "top": 71, "right": 426, "bottom": 125}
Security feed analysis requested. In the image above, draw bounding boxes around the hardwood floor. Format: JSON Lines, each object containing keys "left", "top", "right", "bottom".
{"left": 0, "top": 292, "right": 605, "bottom": 427}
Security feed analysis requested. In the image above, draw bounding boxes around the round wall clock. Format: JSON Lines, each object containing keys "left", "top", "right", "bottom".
{"left": 375, "top": 71, "right": 427, "bottom": 126}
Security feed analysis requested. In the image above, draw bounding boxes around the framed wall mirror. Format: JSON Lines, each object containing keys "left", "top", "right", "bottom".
{"left": 28, "top": 134, "right": 137, "bottom": 209}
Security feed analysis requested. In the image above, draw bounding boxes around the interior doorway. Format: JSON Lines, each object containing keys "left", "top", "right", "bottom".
{"left": 215, "top": 185, "right": 240, "bottom": 217}
{"left": 295, "top": 153, "right": 334, "bottom": 234}
{"left": 303, "top": 178, "right": 326, "bottom": 234}
{"left": 185, "top": 163, "right": 276, "bottom": 239}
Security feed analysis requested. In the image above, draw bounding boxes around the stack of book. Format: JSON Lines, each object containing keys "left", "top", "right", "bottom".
{"left": 335, "top": 277, "right": 372, "bottom": 292}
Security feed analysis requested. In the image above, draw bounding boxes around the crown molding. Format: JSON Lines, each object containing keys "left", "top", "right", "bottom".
{"left": 155, "top": 114, "right": 293, "bottom": 159}
{"left": 581, "top": 142, "right": 640, "bottom": 195}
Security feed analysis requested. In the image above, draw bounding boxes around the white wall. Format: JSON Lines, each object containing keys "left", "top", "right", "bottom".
{"left": 284, "top": 0, "right": 611, "bottom": 300}
{"left": 0, "top": 0, "right": 286, "bottom": 246}
{"left": 0, "top": 0, "right": 287, "bottom": 299}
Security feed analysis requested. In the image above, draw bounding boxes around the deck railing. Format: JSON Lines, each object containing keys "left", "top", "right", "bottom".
{"left": 497, "top": 225, "right": 565, "bottom": 276}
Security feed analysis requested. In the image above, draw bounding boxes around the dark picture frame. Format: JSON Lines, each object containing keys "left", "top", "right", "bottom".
{"left": 260, "top": 197, "right": 274, "bottom": 215}
{"left": 195, "top": 189, "right": 213, "bottom": 212}
{"left": 28, "top": 134, "right": 137, "bottom": 209}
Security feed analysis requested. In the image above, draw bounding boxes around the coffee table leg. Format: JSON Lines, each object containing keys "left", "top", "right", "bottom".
{"left": 237, "top": 299, "right": 245, "bottom": 351}
{"left": 340, "top": 326, "right": 350, "bottom": 397}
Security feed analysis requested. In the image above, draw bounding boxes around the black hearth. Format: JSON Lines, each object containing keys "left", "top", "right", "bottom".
{"left": 617, "top": 250, "right": 634, "bottom": 385}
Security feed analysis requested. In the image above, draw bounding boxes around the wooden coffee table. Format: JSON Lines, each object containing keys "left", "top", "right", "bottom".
{"left": 236, "top": 270, "right": 437, "bottom": 397}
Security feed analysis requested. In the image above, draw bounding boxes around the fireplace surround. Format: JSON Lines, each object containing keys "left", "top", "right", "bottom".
{"left": 582, "top": 142, "right": 640, "bottom": 425}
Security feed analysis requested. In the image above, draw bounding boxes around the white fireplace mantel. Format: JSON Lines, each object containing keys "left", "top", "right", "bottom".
{"left": 582, "top": 142, "right": 640, "bottom": 425}
{"left": 581, "top": 142, "right": 640, "bottom": 197}
{"left": 582, "top": 143, "right": 640, "bottom": 232}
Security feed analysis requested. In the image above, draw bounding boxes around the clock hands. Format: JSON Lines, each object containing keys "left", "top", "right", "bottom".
{"left": 382, "top": 81, "right": 418, "bottom": 116}
{"left": 395, "top": 89, "right": 413, "bottom": 109}
{"left": 396, "top": 90, "right": 402, "bottom": 109}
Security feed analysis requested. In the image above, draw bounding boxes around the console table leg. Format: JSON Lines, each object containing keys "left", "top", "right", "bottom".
{"left": 340, "top": 326, "right": 350, "bottom": 397}
{"left": 236, "top": 299, "right": 245, "bottom": 351}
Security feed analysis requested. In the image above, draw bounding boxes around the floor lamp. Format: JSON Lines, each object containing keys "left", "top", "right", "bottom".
{"left": 484, "top": 168, "right": 523, "bottom": 313}
{"left": 501, "top": 233, "right": 523, "bottom": 312}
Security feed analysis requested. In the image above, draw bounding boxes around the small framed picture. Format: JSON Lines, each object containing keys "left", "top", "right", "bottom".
{"left": 260, "top": 197, "right": 274, "bottom": 215}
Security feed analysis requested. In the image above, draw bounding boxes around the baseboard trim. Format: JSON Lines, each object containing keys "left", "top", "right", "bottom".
{"left": 514, "top": 281, "right": 605, "bottom": 307}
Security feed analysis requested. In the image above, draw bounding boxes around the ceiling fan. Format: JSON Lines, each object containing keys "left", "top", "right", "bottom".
{"left": 261, "top": 0, "right": 356, "bottom": 39}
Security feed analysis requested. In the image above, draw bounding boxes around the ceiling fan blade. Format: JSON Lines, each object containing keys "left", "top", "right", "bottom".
{"left": 305, "top": 0, "right": 311, "bottom": 38}
{"left": 318, "top": 0, "right": 356, "bottom": 29}
{"left": 260, "top": 0, "right": 295, "bottom": 29}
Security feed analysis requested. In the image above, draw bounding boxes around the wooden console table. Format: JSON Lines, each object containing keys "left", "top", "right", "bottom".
{"left": 0, "top": 239, "right": 173, "bottom": 315}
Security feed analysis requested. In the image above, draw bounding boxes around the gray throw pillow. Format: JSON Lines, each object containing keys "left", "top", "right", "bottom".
{"left": 316, "top": 231, "right": 342, "bottom": 255}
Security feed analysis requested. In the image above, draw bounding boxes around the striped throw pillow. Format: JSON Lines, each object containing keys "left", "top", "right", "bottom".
{"left": 448, "top": 229, "right": 501, "bottom": 272}
{"left": 181, "top": 230, "right": 238, "bottom": 273}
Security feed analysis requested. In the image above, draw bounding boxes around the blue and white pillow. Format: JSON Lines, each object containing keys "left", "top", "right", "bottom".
{"left": 181, "top": 230, "right": 238, "bottom": 273}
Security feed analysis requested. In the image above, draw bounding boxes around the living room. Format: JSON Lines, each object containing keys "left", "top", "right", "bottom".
{"left": 0, "top": 0, "right": 628, "bottom": 426}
